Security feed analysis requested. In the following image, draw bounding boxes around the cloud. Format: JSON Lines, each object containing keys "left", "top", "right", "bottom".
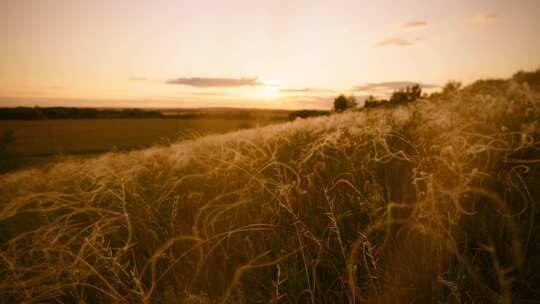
{"left": 165, "top": 77, "right": 262, "bottom": 87}
{"left": 475, "top": 13, "right": 498, "bottom": 24}
{"left": 375, "top": 37, "right": 415, "bottom": 47}
{"left": 280, "top": 87, "right": 335, "bottom": 94}
{"left": 401, "top": 21, "right": 427, "bottom": 29}
{"left": 354, "top": 81, "right": 439, "bottom": 93}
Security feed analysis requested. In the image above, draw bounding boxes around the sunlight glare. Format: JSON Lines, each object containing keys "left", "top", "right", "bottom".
{"left": 261, "top": 86, "right": 280, "bottom": 99}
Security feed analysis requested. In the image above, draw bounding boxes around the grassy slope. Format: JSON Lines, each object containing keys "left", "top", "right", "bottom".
{"left": 1, "top": 77, "right": 539, "bottom": 303}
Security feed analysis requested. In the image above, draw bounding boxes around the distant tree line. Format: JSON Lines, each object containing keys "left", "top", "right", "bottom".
{"left": 363, "top": 84, "right": 422, "bottom": 108}
{"left": 169, "top": 111, "right": 288, "bottom": 120}
{"left": 330, "top": 67, "right": 540, "bottom": 113}
{"left": 0, "top": 107, "right": 164, "bottom": 120}
{"left": 288, "top": 110, "right": 330, "bottom": 120}
{"left": 332, "top": 84, "right": 423, "bottom": 112}
{"left": 0, "top": 107, "right": 294, "bottom": 121}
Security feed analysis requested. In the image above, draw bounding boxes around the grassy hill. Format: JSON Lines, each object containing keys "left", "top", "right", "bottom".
{"left": 0, "top": 70, "right": 539, "bottom": 303}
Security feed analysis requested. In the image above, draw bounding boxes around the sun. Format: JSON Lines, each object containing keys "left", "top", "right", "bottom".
{"left": 260, "top": 86, "right": 280, "bottom": 99}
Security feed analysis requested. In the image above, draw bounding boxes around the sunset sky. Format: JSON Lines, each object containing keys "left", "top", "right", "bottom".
{"left": 1, "top": 0, "right": 539, "bottom": 109}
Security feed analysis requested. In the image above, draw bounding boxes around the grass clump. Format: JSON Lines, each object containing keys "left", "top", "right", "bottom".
{"left": 1, "top": 71, "right": 540, "bottom": 303}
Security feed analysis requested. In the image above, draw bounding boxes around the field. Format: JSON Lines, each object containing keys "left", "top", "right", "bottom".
{"left": 0, "top": 118, "right": 284, "bottom": 169}
{"left": 0, "top": 72, "right": 540, "bottom": 303}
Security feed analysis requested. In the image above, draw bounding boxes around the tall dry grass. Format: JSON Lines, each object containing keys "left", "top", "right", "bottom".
{"left": 1, "top": 74, "right": 539, "bottom": 303}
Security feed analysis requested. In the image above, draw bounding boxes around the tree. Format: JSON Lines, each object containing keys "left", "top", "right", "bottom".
{"left": 389, "top": 84, "right": 422, "bottom": 104}
{"left": 364, "top": 95, "right": 376, "bottom": 108}
{"left": 442, "top": 81, "right": 462, "bottom": 96}
{"left": 409, "top": 84, "right": 422, "bottom": 100}
{"left": 333, "top": 95, "right": 357, "bottom": 112}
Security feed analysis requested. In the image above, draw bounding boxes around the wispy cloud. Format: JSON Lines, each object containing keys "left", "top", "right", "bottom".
{"left": 474, "top": 13, "right": 498, "bottom": 24}
{"left": 280, "top": 87, "right": 335, "bottom": 94}
{"left": 354, "top": 81, "right": 438, "bottom": 93}
{"left": 375, "top": 37, "right": 414, "bottom": 47}
{"left": 165, "top": 77, "right": 262, "bottom": 88}
{"left": 401, "top": 21, "right": 428, "bottom": 29}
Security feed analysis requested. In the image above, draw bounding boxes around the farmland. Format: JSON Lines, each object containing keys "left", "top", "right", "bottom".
{"left": 0, "top": 118, "right": 281, "bottom": 156}
{"left": 0, "top": 114, "right": 289, "bottom": 171}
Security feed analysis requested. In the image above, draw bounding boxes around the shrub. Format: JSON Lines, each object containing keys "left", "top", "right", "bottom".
{"left": 364, "top": 95, "right": 389, "bottom": 108}
{"left": 442, "top": 81, "right": 462, "bottom": 96}
{"left": 389, "top": 84, "right": 422, "bottom": 104}
{"left": 334, "top": 94, "right": 357, "bottom": 112}
{"left": 513, "top": 68, "right": 540, "bottom": 91}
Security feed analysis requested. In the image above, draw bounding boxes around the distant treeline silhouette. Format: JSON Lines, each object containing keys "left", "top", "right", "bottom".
{"left": 331, "top": 84, "right": 424, "bottom": 112}
{"left": 288, "top": 110, "right": 330, "bottom": 120}
{"left": 0, "top": 107, "right": 164, "bottom": 120}
{"left": 333, "top": 68, "right": 540, "bottom": 111}
{"left": 363, "top": 84, "right": 422, "bottom": 109}
{"left": 0, "top": 107, "right": 294, "bottom": 121}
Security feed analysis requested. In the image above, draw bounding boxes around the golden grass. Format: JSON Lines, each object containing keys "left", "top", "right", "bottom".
{"left": 0, "top": 79, "right": 539, "bottom": 303}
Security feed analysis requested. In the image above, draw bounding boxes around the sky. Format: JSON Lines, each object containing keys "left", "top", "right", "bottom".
{"left": 0, "top": 0, "right": 539, "bottom": 109}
